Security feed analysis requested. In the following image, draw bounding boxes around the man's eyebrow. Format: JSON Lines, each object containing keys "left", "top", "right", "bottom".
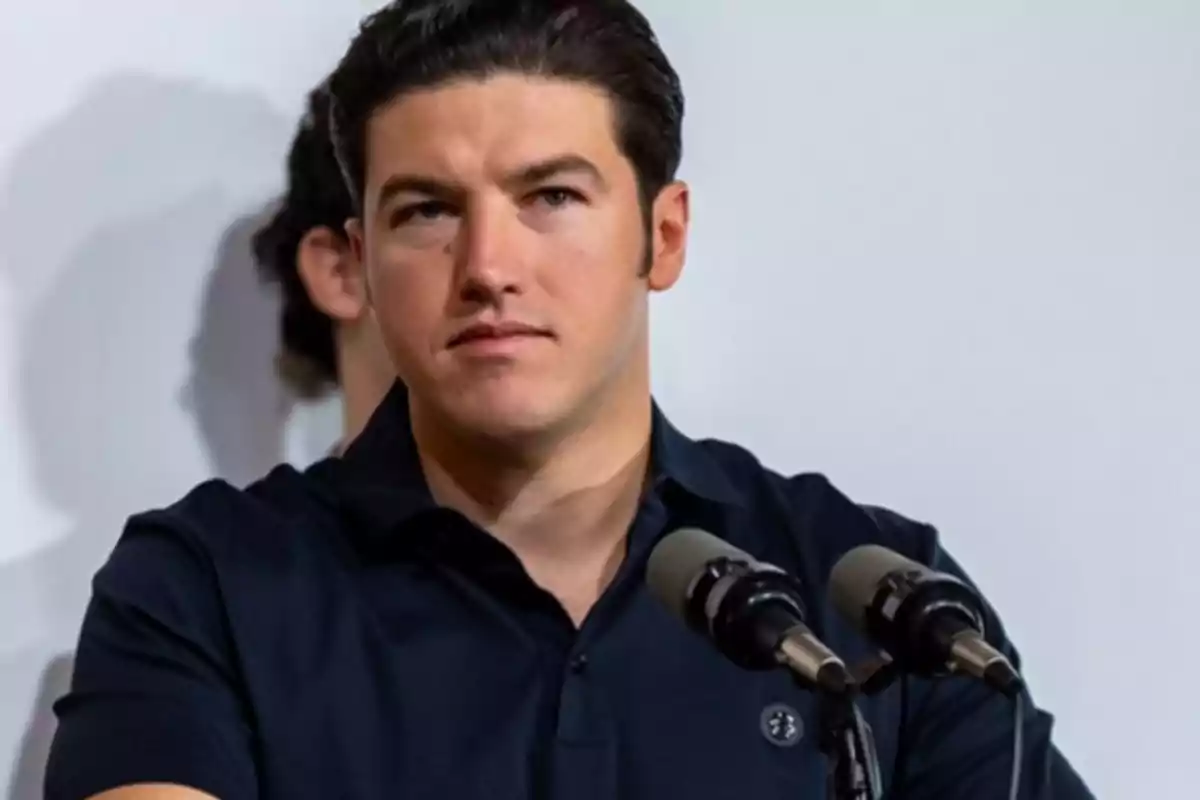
{"left": 376, "top": 174, "right": 460, "bottom": 210}
{"left": 374, "top": 153, "right": 608, "bottom": 209}
{"left": 505, "top": 154, "right": 607, "bottom": 190}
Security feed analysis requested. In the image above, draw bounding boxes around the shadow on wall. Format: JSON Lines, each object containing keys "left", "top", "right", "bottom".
{"left": 0, "top": 73, "right": 297, "bottom": 799}
{"left": 4, "top": 655, "right": 72, "bottom": 800}
{"left": 186, "top": 210, "right": 295, "bottom": 486}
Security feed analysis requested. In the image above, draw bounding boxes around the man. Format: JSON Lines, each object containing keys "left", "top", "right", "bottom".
{"left": 46, "top": 2, "right": 1094, "bottom": 798}
{"left": 252, "top": 82, "right": 395, "bottom": 450}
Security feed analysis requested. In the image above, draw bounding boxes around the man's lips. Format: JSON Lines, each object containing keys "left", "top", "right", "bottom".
{"left": 447, "top": 322, "right": 554, "bottom": 349}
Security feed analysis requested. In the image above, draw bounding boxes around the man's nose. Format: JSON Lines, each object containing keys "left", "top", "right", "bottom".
{"left": 455, "top": 198, "right": 529, "bottom": 304}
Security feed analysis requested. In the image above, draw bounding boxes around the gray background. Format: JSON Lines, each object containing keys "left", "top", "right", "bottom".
{"left": 1, "top": 1, "right": 1197, "bottom": 796}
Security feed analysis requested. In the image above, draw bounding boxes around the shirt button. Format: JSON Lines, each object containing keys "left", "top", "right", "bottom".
{"left": 568, "top": 653, "right": 589, "bottom": 674}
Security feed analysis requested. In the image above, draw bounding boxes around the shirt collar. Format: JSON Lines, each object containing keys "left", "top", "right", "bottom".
{"left": 648, "top": 405, "right": 744, "bottom": 508}
{"left": 317, "top": 382, "right": 745, "bottom": 540}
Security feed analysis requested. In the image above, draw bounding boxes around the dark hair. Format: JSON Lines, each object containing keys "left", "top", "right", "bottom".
{"left": 252, "top": 83, "right": 353, "bottom": 396}
{"left": 327, "top": 0, "right": 684, "bottom": 216}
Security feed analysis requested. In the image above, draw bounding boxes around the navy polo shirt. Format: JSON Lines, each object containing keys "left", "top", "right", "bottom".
{"left": 47, "top": 386, "right": 1092, "bottom": 799}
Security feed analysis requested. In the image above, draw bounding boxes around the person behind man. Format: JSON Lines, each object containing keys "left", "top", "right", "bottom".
{"left": 46, "top": 2, "right": 1095, "bottom": 798}
{"left": 252, "top": 82, "right": 395, "bottom": 451}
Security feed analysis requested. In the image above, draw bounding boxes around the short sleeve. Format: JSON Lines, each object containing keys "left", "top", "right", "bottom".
{"left": 45, "top": 514, "right": 258, "bottom": 800}
{"left": 864, "top": 507, "right": 1094, "bottom": 799}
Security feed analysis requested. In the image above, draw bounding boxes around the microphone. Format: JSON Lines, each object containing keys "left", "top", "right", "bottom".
{"left": 646, "top": 527, "right": 851, "bottom": 695}
{"left": 829, "top": 544, "right": 1024, "bottom": 698}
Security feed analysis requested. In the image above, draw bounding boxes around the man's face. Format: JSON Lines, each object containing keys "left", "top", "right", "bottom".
{"left": 349, "top": 73, "right": 687, "bottom": 440}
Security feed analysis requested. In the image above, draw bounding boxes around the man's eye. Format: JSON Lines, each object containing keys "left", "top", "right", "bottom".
{"left": 531, "top": 187, "right": 585, "bottom": 208}
{"left": 391, "top": 201, "right": 452, "bottom": 227}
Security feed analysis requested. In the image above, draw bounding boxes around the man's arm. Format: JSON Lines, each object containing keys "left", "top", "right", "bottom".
{"left": 45, "top": 513, "right": 257, "bottom": 800}
{"left": 864, "top": 507, "right": 1094, "bottom": 799}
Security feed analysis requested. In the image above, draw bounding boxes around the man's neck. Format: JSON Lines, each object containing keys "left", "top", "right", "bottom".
{"left": 410, "top": 388, "right": 654, "bottom": 624}
{"left": 337, "top": 337, "right": 396, "bottom": 449}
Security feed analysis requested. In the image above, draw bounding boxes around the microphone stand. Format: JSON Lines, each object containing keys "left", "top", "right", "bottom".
{"left": 793, "top": 653, "right": 903, "bottom": 800}
{"left": 814, "top": 686, "right": 883, "bottom": 800}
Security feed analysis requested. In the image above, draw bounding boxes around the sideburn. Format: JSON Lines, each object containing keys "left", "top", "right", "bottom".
{"left": 637, "top": 198, "right": 653, "bottom": 277}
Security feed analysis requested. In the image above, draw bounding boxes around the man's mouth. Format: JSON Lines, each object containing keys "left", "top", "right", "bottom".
{"left": 448, "top": 322, "right": 554, "bottom": 349}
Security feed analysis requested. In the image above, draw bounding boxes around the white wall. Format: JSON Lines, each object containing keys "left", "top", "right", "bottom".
{"left": 1, "top": 2, "right": 1195, "bottom": 797}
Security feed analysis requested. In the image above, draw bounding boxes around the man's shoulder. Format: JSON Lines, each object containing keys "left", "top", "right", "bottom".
{"left": 692, "top": 435, "right": 941, "bottom": 567}
{"left": 123, "top": 461, "right": 341, "bottom": 564}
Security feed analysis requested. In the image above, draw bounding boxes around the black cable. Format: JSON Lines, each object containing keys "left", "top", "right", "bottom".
{"left": 1008, "top": 693, "right": 1025, "bottom": 800}
{"left": 889, "top": 675, "right": 910, "bottom": 797}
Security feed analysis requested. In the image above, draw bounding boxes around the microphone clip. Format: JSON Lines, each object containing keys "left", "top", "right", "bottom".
{"left": 683, "top": 557, "right": 811, "bottom": 672}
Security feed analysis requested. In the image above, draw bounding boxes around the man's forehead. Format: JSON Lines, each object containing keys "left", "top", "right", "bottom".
{"left": 363, "top": 73, "right": 624, "bottom": 183}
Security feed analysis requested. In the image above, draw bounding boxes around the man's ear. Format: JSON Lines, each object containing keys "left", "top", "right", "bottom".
{"left": 647, "top": 180, "right": 689, "bottom": 293}
{"left": 296, "top": 225, "right": 367, "bottom": 321}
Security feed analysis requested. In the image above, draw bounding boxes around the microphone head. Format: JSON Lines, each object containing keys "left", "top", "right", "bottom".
{"left": 830, "top": 544, "right": 1015, "bottom": 693}
{"left": 645, "top": 527, "right": 757, "bottom": 622}
{"left": 829, "top": 544, "right": 929, "bottom": 633}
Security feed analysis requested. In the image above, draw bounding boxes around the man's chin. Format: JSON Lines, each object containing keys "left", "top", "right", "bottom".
{"left": 444, "top": 395, "right": 566, "bottom": 443}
